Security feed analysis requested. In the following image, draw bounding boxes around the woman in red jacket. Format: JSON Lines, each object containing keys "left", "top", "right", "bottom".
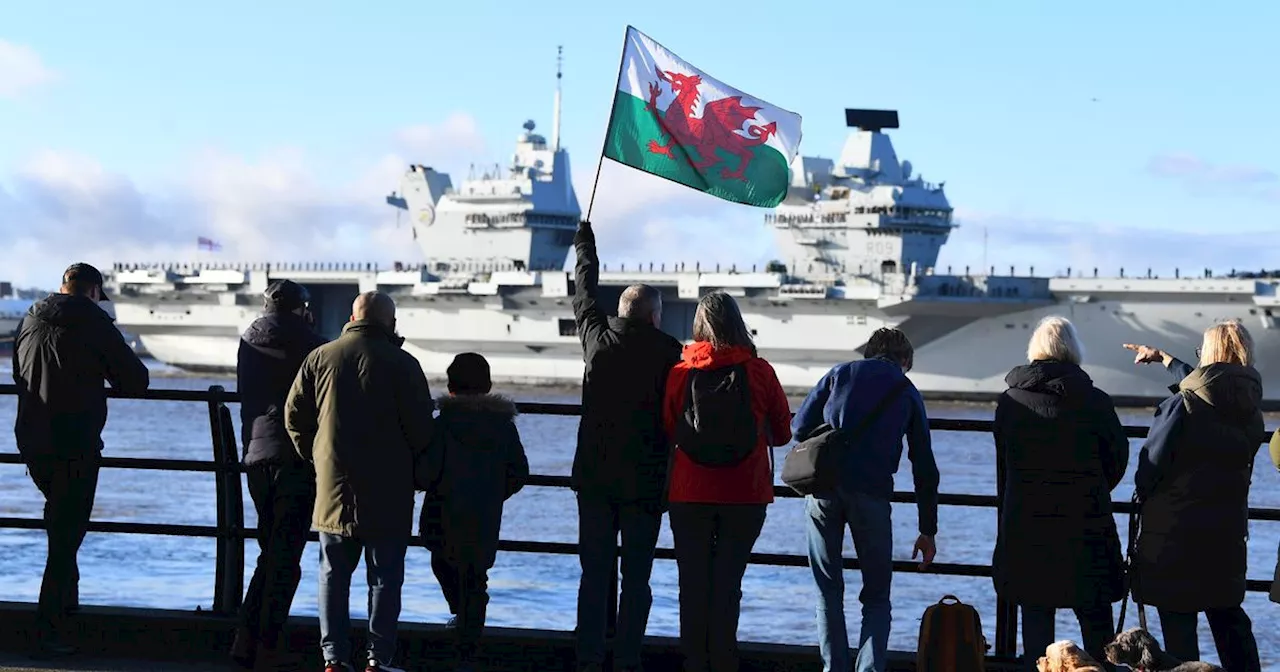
{"left": 663, "top": 291, "right": 793, "bottom": 672}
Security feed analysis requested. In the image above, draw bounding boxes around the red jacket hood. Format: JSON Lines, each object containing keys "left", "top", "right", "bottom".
{"left": 680, "top": 341, "right": 755, "bottom": 369}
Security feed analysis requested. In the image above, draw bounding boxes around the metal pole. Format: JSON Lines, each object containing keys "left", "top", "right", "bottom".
{"left": 209, "top": 385, "right": 245, "bottom": 615}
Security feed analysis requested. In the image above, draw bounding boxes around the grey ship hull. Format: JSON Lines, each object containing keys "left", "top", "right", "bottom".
{"left": 112, "top": 277, "right": 1280, "bottom": 409}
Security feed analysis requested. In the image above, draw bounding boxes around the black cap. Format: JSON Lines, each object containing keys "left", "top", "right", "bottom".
{"left": 264, "top": 280, "right": 310, "bottom": 313}
{"left": 63, "top": 263, "right": 109, "bottom": 302}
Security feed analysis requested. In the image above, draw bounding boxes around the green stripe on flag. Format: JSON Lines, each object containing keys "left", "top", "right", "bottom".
{"left": 604, "top": 92, "right": 792, "bottom": 208}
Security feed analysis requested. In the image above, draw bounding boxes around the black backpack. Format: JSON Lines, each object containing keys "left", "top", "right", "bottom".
{"left": 675, "top": 363, "right": 758, "bottom": 467}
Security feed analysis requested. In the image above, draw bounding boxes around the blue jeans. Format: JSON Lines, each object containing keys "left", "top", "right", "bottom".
{"left": 318, "top": 532, "right": 407, "bottom": 666}
{"left": 806, "top": 491, "right": 893, "bottom": 672}
{"left": 575, "top": 494, "right": 662, "bottom": 669}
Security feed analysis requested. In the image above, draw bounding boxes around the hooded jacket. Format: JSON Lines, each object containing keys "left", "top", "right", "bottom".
{"left": 662, "top": 342, "right": 792, "bottom": 505}
{"left": 991, "top": 360, "right": 1128, "bottom": 607}
{"left": 285, "top": 320, "right": 434, "bottom": 541}
{"left": 417, "top": 393, "right": 529, "bottom": 569}
{"left": 1133, "top": 359, "right": 1266, "bottom": 611}
{"left": 236, "top": 311, "right": 327, "bottom": 466}
{"left": 12, "top": 293, "right": 150, "bottom": 460}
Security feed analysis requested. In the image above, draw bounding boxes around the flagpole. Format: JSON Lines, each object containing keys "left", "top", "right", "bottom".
{"left": 585, "top": 25, "right": 633, "bottom": 222}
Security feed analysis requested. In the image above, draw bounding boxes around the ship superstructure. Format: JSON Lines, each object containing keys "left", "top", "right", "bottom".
{"left": 104, "top": 57, "right": 1280, "bottom": 403}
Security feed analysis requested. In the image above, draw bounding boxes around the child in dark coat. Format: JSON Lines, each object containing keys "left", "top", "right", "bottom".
{"left": 417, "top": 352, "right": 529, "bottom": 670}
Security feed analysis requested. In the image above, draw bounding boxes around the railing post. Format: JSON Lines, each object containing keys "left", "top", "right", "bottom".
{"left": 209, "top": 385, "right": 245, "bottom": 615}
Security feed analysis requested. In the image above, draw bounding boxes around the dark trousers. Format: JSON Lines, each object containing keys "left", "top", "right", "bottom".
{"left": 575, "top": 494, "right": 663, "bottom": 669}
{"left": 27, "top": 455, "right": 100, "bottom": 636}
{"left": 668, "top": 502, "right": 767, "bottom": 672}
{"left": 431, "top": 554, "right": 490, "bottom": 661}
{"left": 1158, "top": 606, "right": 1261, "bottom": 672}
{"left": 1021, "top": 604, "right": 1114, "bottom": 671}
{"left": 237, "top": 463, "right": 314, "bottom": 652}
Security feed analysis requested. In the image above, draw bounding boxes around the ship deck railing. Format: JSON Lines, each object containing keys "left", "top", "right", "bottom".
{"left": 0, "top": 384, "right": 1275, "bottom": 671}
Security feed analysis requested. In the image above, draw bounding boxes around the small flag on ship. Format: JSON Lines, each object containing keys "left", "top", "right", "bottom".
{"left": 602, "top": 26, "right": 803, "bottom": 208}
{"left": 197, "top": 236, "right": 222, "bottom": 251}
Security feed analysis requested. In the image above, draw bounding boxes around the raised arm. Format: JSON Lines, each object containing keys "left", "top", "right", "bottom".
{"left": 572, "top": 220, "right": 610, "bottom": 347}
{"left": 1123, "top": 343, "right": 1193, "bottom": 389}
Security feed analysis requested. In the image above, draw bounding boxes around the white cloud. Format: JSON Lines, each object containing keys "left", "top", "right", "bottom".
{"left": 0, "top": 114, "right": 490, "bottom": 287}
{"left": 1146, "top": 152, "right": 1280, "bottom": 203}
{"left": 0, "top": 40, "right": 57, "bottom": 99}
{"left": 944, "top": 207, "right": 1276, "bottom": 277}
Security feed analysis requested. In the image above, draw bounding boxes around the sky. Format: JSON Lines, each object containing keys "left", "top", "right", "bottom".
{"left": 1, "top": 1, "right": 1277, "bottom": 288}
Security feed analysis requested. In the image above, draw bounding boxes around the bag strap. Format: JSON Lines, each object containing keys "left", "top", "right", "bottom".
{"left": 841, "top": 376, "right": 912, "bottom": 444}
{"left": 1115, "top": 492, "right": 1147, "bottom": 635}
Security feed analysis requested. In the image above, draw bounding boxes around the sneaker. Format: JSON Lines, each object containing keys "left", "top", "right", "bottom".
{"left": 365, "top": 659, "right": 405, "bottom": 672}
{"left": 324, "top": 662, "right": 355, "bottom": 672}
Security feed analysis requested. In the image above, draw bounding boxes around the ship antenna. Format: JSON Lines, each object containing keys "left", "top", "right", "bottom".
{"left": 552, "top": 45, "right": 563, "bottom": 152}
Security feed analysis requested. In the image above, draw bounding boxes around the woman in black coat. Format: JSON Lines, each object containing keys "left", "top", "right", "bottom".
{"left": 993, "top": 316, "right": 1129, "bottom": 669}
{"left": 1125, "top": 320, "right": 1263, "bottom": 671}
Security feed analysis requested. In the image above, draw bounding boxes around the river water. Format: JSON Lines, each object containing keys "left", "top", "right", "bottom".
{"left": 0, "top": 360, "right": 1277, "bottom": 667}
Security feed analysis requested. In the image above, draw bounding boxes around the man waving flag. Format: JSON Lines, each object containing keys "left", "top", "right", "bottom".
{"left": 603, "top": 26, "right": 803, "bottom": 208}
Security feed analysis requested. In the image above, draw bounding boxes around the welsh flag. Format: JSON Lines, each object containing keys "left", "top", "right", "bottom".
{"left": 603, "top": 26, "right": 803, "bottom": 208}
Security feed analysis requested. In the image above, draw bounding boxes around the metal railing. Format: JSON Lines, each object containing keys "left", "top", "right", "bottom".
{"left": 0, "top": 383, "right": 1274, "bottom": 659}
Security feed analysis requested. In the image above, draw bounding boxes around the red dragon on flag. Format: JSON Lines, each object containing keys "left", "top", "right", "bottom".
{"left": 644, "top": 70, "right": 779, "bottom": 182}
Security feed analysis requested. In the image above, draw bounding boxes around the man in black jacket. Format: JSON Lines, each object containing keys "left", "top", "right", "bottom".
{"left": 232, "top": 280, "right": 327, "bottom": 670}
{"left": 12, "top": 263, "right": 150, "bottom": 656}
{"left": 571, "top": 221, "right": 682, "bottom": 672}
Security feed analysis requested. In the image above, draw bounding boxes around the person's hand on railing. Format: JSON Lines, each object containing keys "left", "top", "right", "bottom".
{"left": 913, "top": 533, "right": 936, "bottom": 570}
{"left": 1123, "top": 343, "right": 1172, "bottom": 367}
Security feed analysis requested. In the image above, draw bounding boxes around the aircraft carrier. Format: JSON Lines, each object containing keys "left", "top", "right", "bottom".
{"left": 103, "top": 73, "right": 1280, "bottom": 405}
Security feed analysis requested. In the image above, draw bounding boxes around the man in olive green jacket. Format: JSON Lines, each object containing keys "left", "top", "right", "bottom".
{"left": 285, "top": 291, "right": 434, "bottom": 672}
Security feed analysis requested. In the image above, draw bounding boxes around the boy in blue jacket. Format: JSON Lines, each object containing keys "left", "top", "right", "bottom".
{"left": 417, "top": 353, "right": 529, "bottom": 671}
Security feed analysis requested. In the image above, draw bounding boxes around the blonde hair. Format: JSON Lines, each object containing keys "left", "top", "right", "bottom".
{"left": 1026, "top": 316, "right": 1084, "bottom": 365}
{"left": 1200, "top": 320, "right": 1254, "bottom": 368}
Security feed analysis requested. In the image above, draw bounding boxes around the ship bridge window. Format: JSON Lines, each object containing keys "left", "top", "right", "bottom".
{"left": 880, "top": 260, "right": 897, "bottom": 274}
{"left": 558, "top": 318, "right": 577, "bottom": 337}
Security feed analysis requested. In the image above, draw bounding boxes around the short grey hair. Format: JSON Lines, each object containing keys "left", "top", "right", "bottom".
{"left": 352, "top": 290, "right": 396, "bottom": 327}
{"left": 1026, "top": 315, "right": 1084, "bottom": 365}
{"left": 692, "top": 291, "right": 755, "bottom": 354}
{"left": 618, "top": 284, "right": 662, "bottom": 321}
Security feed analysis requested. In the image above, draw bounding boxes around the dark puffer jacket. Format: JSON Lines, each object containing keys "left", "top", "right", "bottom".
{"left": 417, "top": 394, "right": 529, "bottom": 569}
{"left": 1133, "top": 360, "right": 1265, "bottom": 611}
{"left": 991, "top": 360, "right": 1129, "bottom": 607}
{"left": 13, "top": 294, "right": 150, "bottom": 460}
{"left": 236, "top": 311, "right": 327, "bottom": 466}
